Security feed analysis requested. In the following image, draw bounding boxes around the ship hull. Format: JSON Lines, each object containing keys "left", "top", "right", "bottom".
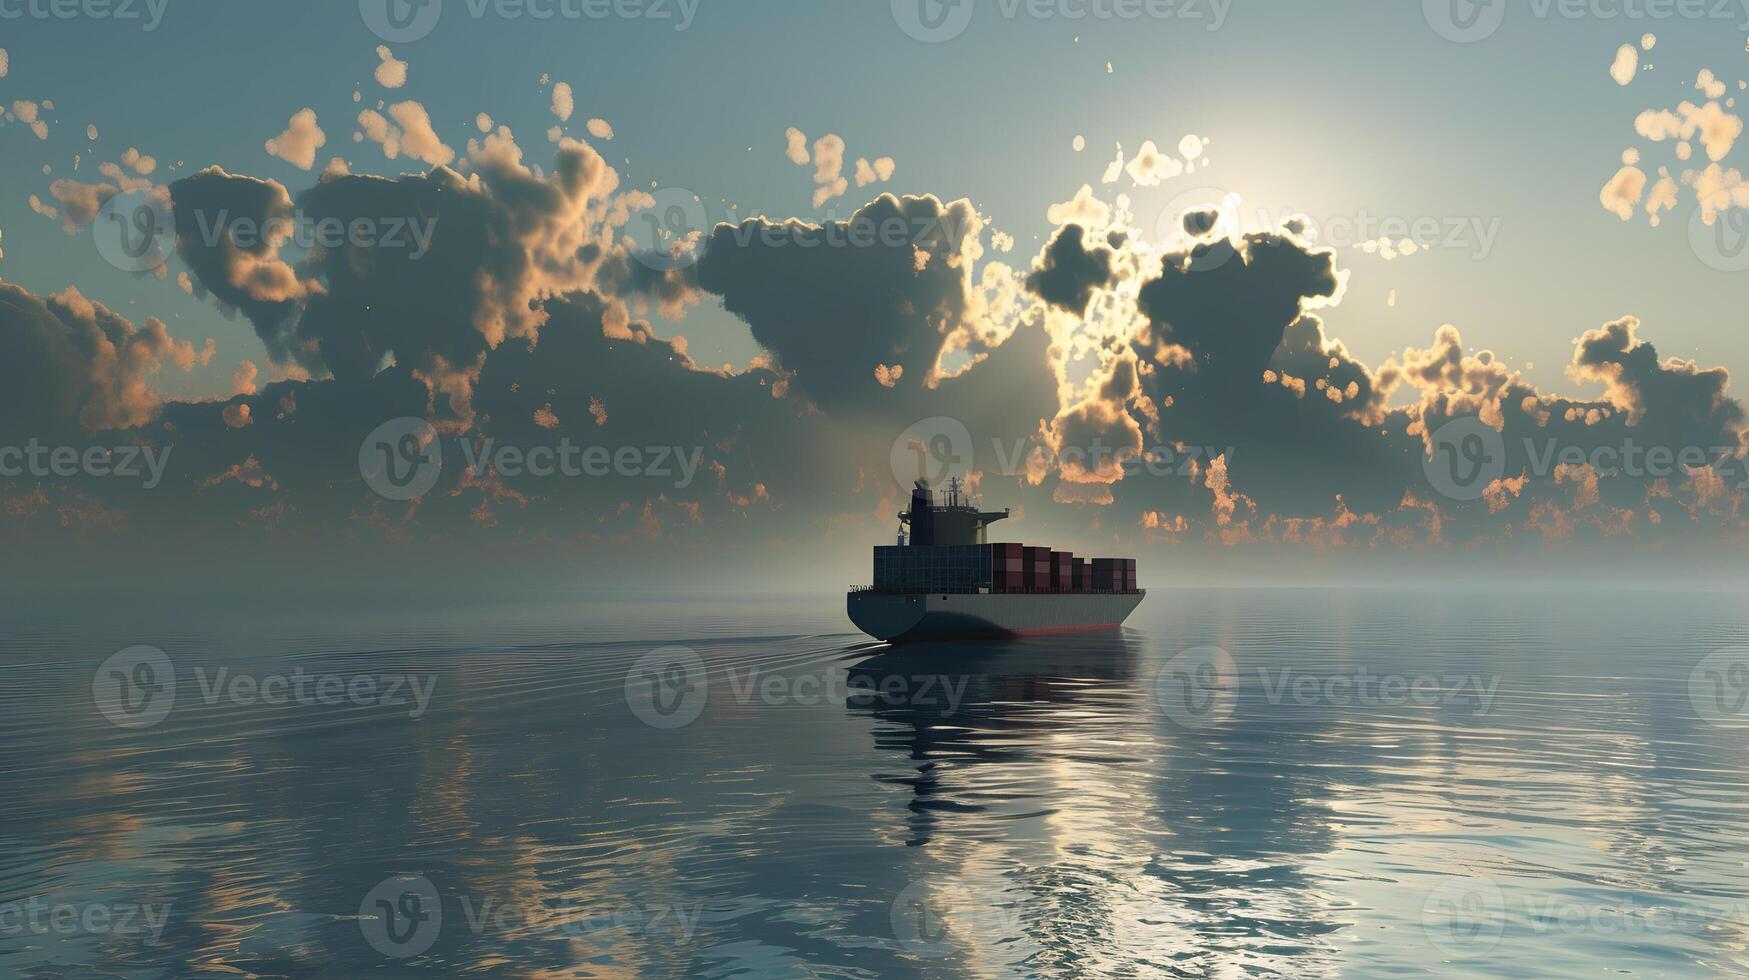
{"left": 847, "top": 591, "right": 1145, "bottom": 642}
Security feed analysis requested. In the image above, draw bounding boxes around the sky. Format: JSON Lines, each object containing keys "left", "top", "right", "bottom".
{"left": 2, "top": 0, "right": 1748, "bottom": 588}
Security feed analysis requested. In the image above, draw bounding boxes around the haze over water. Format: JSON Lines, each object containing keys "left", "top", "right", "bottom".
{"left": 3, "top": 587, "right": 1747, "bottom": 977}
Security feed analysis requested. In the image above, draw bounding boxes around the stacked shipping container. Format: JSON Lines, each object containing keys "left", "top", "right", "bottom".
{"left": 873, "top": 544, "right": 1139, "bottom": 594}
{"left": 990, "top": 542, "right": 1024, "bottom": 592}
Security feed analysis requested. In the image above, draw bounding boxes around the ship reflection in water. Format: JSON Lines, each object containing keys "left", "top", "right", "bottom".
{"left": 845, "top": 632, "right": 1351, "bottom": 975}
{"left": 2, "top": 589, "right": 1748, "bottom": 976}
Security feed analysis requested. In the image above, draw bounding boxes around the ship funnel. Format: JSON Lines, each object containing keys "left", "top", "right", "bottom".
{"left": 907, "top": 482, "right": 936, "bottom": 546}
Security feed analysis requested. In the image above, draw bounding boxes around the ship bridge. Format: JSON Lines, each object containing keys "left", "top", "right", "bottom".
{"left": 899, "top": 478, "right": 1009, "bottom": 546}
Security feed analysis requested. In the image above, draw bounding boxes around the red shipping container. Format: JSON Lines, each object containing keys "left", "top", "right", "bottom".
{"left": 1050, "top": 552, "right": 1073, "bottom": 591}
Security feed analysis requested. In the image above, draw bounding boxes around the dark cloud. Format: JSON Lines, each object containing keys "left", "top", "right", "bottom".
{"left": 171, "top": 138, "right": 630, "bottom": 419}
{"left": 0, "top": 280, "right": 203, "bottom": 441}
{"left": 5, "top": 171, "right": 1749, "bottom": 582}
{"left": 695, "top": 194, "right": 985, "bottom": 411}
{"left": 1025, "top": 224, "right": 1114, "bottom": 314}
{"left": 169, "top": 168, "right": 308, "bottom": 367}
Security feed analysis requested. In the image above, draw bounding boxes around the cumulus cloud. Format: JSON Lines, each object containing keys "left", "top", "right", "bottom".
{"left": 1026, "top": 224, "right": 1115, "bottom": 314}
{"left": 1046, "top": 184, "right": 1111, "bottom": 227}
{"left": 11, "top": 100, "right": 48, "bottom": 140}
{"left": 854, "top": 156, "right": 896, "bottom": 188}
{"left": 0, "top": 282, "right": 204, "bottom": 438}
{"left": 1688, "top": 163, "right": 1749, "bottom": 224}
{"left": 696, "top": 194, "right": 994, "bottom": 408}
{"left": 1125, "top": 140, "right": 1184, "bottom": 186}
{"left": 121, "top": 147, "right": 157, "bottom": 176}
{"left": 586, "top": 118, "right": 613, "bottom": 140}
{"left": 265, "top": 108, "right": 327, "bottom": 171}
{"left": 356, "top": 101, "right": 454, "bottom": 167}
{"left": 1603, "top": 61, "right": 1747, "bottom": 225}
{"left": 784, "top": 127, "right": 810, "bottom": 166}
{"left": 1100, "top": 144, "right": 1125, "bottom": 184}
{"left": 173, "top": 136, "right": 634, "bottom": 419}
{"left": 810, "top": 133, "right": 847, "bottom": 207}
{"left": 2, "top": 97, "right": 1746, "bottom": 570}
{"left": 1600, "top": 164, "right": 1646, "bottom": 220}
{"left": 232, "top": 359, "right": 259, "bottom": 396}
{"left": 551, "top": 81, "right": 574, "bottom": 122}
{"left": 1610, "top": 44, "right": 1638, "bottom": 86}
{"left": 1634, "top": 81, "right": 1742, "bottom": 162}
{"left": 374, "top": 45, "right": 408, "bottom": 88}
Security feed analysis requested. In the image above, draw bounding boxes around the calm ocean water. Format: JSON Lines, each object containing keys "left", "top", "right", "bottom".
{"left": 2, "top": 587, "right": 1747, "bottom": 977}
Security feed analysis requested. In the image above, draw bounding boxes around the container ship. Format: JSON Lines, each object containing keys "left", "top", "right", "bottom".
{"left": 847, "top": 479, "right": 1145, "bottom": 641}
